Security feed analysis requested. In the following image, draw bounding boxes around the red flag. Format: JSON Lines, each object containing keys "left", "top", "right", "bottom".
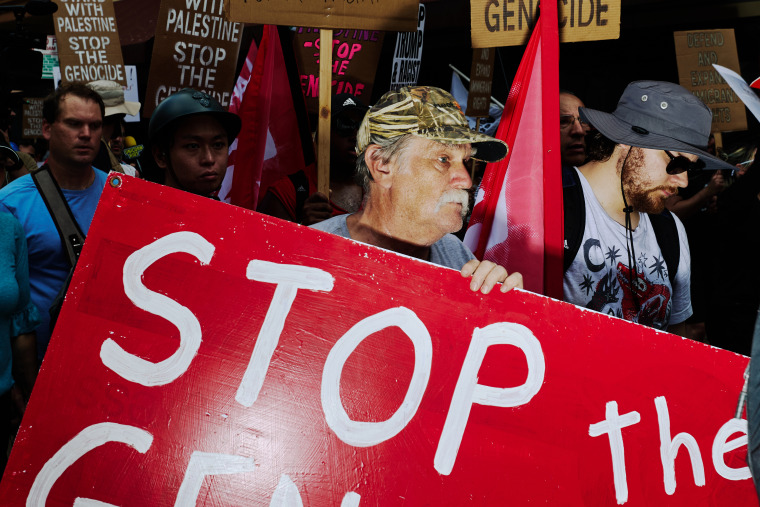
{"left": 463, "top": 6, "right": 562, "bottom": 298}
{"left": 220, "top": 26, "right": 315, "bottom": 210}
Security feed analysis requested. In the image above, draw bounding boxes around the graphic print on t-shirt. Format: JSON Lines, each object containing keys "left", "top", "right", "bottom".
{"left": 576, "top": 237, "right": 672, "bottom": 329}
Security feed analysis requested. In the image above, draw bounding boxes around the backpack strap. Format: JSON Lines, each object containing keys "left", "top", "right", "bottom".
{"left": 287, "top": 170, "right": 310, "bottom": 223}
{"left": 648, "top": 210, "right": 680, "bottom": 287}
{"left": 562, "top": 165, "right": 585, "bottom": 273}
{"left": 31, "top": 165, "right": 85, "bottom": 267}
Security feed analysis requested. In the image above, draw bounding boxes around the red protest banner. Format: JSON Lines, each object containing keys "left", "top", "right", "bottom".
{"left": 0, "top": 175, "right": 755, "bottom": 506}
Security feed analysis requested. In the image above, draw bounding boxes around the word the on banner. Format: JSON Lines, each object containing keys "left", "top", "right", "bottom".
{"left": 674, "top": 29, "right": 747, "bottom": 132}
{"left": 143, "top": 0, "right": 243, "bottom": 116}
{"left": 470, "top": 0, "right": 621, "bottom": 47}
{"left": 227, "top": 0, "right": 419, "bottom": 32}
{"left": 52, "top": 0, "right": 127, "bottom": 85}
{"left": 0, "top": 175, "right": 755, "bottom": 505}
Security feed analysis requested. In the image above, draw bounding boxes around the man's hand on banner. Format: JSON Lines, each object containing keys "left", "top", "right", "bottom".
{"left": 302, "top": 192, "right": 333, "bottom": 225}
{"left": 460, "top": 259, "right": 523, "bottom": 294}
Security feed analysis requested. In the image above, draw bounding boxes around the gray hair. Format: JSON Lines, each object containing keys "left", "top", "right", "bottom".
{"left": 355, "top": 133, "right": 415, "bottom": 194}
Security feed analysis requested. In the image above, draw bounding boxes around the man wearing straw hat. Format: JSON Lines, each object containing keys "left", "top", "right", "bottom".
{"left": 563, "top": 81, "right": 736, "bottom": 334}
{"left": 312, "top": 86, "right": 523, "bottom": 294}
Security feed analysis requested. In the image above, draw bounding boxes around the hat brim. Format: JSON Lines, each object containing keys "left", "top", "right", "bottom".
{"left": 105, "top": 101, "right": 141, "bottom": 118}
{"left": 415, "top": 126, "right": 508, "bottom": 163}
{"left": 579, "top": 107, "right": 735, "bottom": 172}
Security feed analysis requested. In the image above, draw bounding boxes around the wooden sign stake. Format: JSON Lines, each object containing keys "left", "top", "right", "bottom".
{"left": 318, "top": 28, "right": 333, "bottom": 197}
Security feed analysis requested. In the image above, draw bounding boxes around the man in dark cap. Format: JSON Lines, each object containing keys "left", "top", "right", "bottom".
{"left": 562, "top": 81, "right": 736, "bottom": 334}
{"left": 311, "top": 86, "right": 523, "bottom": 294}
{"left": 148, "top": 88, "right": 241, "bottom": 199}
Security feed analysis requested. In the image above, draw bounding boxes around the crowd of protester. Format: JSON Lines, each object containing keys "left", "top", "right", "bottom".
{"left": 0, "top": 77, "right": 758, "bottom": 485}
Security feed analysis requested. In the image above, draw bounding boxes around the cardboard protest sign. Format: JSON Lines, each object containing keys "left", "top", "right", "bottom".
{"left": 390, "top": 3, "right": 426, "bottom": 91}
{"left": 471, "top": 0, "right": 621, "bottom": 48}
{"left": 466, "top": 48, "right": 496, "bottom": 117}
{"left": 52, "top": 0, "right": 127, "bottom": 86}
{"left": 22, "top": 98, "right": 44, "bottom": 139}
{"left": 294, "top": 27, "right": 385, "bottom": 113}
{"left": 674, "top": 29, "right": 747, "bottom": 132}
{"left": 143, "top": 0, "right": 244, "bottom": 116}
{"left": 227, "top": 0, "right": 419, "bottom": 32}
{"left": 0, "top": 174, "right": 755, "bottom": 505}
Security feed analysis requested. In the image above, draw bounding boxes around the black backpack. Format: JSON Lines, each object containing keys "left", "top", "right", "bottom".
{"left": 562, "top": 165, "right": 680, "bottom": 286}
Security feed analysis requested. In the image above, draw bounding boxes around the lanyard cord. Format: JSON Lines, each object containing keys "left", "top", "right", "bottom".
{"left": 619, "top": 148, "right": 641, "bottom": 313}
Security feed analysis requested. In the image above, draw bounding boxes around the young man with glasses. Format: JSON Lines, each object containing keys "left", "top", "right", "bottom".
{"left": 559, "top": 91, "right": 590, "bottom": 167}
{"left": 562, "top": 81, "right": 736, "bottom": 335}
{"left": 258, "top": 94, "right": 368, "bottom": 225}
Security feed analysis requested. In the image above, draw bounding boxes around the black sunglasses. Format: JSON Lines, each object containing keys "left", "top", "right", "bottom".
{"left": 664, "top": 150, "right": 705, "bottom": 175}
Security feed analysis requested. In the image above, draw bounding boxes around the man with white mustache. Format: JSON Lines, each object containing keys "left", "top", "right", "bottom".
{"left": 312, "top": 86, "right": 523, "bottom": 294}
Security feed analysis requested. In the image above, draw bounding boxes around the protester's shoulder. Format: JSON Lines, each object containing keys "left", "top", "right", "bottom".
{"left": 309, "top": 215, "right": 349, "bottom": 236}
{"left": 437, "top": 234, "right": 474, "bottom": 255}
{"left": 0, "top": 174, "right": 35, "bottom": 204}
{"left": 430, "top": 234, "right": 475, "bottom": 269}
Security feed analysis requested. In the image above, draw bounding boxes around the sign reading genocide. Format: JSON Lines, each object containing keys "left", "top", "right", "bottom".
{"left": 143, "top": 0, "right": 244, "bottom": 117}
{"left": 390, "top": 3, "right": 426, "bottom": 91}
{"left": 52, "top": 0, "right": 127, "bottom": 86}
{"left": 466, "top": 48, "right": 496, "bottom": 117}
{"left": 470, "top": 0, "right": 621, "bottom": 48}
{"left": 0, "top": 174, "right": 756, "bottom": 505}
{"left": 227, "top": 0, "right": 419, "bottom": 32}
{"left": 674, "top": 29, "right": 747, "bottom": 132}
{"left": 22, "top": 98, "right": 44, "bottom": 139}
{"left": 294, "top": 27, "right": 385, "bottom": 113}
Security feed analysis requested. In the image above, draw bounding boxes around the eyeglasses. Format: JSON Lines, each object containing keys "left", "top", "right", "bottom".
{"left": 559, "top": 115, "right": 589, "bottom": 131}
{"left": 663, "top": 150, "right": 705, "bottom": 175}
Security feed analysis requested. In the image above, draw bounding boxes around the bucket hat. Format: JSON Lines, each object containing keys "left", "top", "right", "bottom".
{"left": 579, "top": 80, "right": 735, "bottom": 171}
{"left": 356, "top": 86, "right": 508, "bottom": 163}
{"left": 87, "top": 80, "right": 141, "bottom": 117}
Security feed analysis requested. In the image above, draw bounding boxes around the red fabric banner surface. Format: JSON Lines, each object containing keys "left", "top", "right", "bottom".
{"left": 0, "top": 175, "right": 754, "bottom": 506}
{"left": 464, "top": 7, "right": 563, "bottom": 299}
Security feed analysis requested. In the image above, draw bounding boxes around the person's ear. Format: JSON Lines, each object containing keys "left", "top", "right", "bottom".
{"left": 152, "top": 145, "right": 168, "bottom": 169}
{"left": 42, "top": 120, "right": 52, "bottom": 141}
{"left": 365, "top": 144, "right": 393, "bottom": 189}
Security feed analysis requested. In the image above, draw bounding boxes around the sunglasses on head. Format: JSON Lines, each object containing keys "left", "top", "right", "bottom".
{"left": 663, "top": 150, "right": 705, "bottom": 175}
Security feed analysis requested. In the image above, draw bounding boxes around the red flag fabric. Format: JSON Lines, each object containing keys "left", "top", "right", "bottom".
{"left": 463, "top": 7, "right": 562, "bottom": 298}
{"left": 220, "top": 26, "right": 315, "bottom": 210}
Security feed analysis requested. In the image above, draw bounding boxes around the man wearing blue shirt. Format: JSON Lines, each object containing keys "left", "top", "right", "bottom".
{"left": 0, "top": 83, "right": 107, "bottom": 361}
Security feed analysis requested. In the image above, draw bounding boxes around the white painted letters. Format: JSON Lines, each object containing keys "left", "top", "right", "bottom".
{"left": 656, "top": 396, "right": 705, "bottom": 495}
{"left": 236, "top": 261, "right": 334, "bottom": 407}
{"left": 270, "top": 474, "right": 304, "bottom": 507}
{"left": 588, "top": 401, "right": 641, "bottom": 504}
{"left": 27, "top": 423, "right": 153, "bottom": 506}
{"left": 174, "top": 452, "right": 255, "bottom": 505}
{"left": 434, "top": 322, "right": 545, "bottom": 475}
{"left": 101, "top": 231, "right": 214, "bottom": 386}
{"left": 712, "top": 418, "right": 751, "bottom": 481}
{"left": 321, "top": 307, "right": 432, "bottom": 447}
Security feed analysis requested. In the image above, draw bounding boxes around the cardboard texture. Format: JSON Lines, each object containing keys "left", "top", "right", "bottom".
{"left": 0, "top": 174, "right": 756, "bottom": 505}
{"left": 226, "top": 0, "right": 419, "bottom": 32}
{"left": 466, "top": 48, "right": 496, "bottom": 117}
{"left": 470, "top": 0, "right": 621, "bottom": 48}
{"left": 390, "top": 4, "right": 425, "bottom": 91}
{"left": 143, "top": 0, "right": 244, "bottom": 117}
{"left": 22, "top": 98, "right": 44, "bottom": 139}
{"left": 294, "top": 27, "right": 384, "bottom": 114}
{"left": 674, "top": 29, "right": 747, "bottom": 133}
{"left": 52, "top": 0, "right": 127, "bottom": 86}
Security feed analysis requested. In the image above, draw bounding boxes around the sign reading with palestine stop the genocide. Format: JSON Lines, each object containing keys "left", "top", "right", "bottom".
{"left": 0, "top": 175, "right": 755, "bottom": 505}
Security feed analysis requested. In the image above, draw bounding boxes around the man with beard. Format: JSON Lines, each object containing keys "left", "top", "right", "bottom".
{"left": 258, "top": 94, "right": 367, "bottom": 225}
{"left": 0, "top": 83, "right": 107, "bottom": 360}
{"left": 559, "top": 91, "right": 589, "bottom": 167}
{"left": 149, "top": 88, "right": 241, "bottom": 199}
{"left": 562, "top": 81, "right": 735, "bottom": 334}
{"left": 311, "top": 86, "right": 523, "bottom": 294}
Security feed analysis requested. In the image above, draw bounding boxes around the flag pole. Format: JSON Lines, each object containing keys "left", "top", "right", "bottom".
{"left": 318, "top": 28, "right": 333, "bottom": 197}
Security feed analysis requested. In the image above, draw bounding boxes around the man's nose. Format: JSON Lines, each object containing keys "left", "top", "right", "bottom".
{"left": 200, "top": 145, "right": 215, "bottom": 163}
{"left": 452, "top": 160, "right": 473, "bottom": 189}
{"left": 671, "top": 170, "right": 688, "bottom": 189}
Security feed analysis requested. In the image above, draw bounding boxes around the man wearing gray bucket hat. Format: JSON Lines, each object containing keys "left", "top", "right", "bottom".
{"left": 562, "top": 81, "right": 735, "bottom": 335}
{"left": 311, "top": 86, "right": 523, "bottom": 294}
